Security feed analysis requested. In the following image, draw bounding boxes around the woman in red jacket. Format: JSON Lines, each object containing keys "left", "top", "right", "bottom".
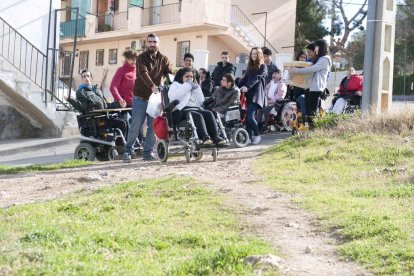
{"left": 110, "top": 50, "right": 144, "bottom": 145}
{"left": 110, "top": 50, "right": 138, "bottom": 108}
{"left": 332, "top": 67, "right": 363, "bottom": 108}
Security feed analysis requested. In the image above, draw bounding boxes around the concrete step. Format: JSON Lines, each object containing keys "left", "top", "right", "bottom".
{"left": 0, "top": 135, "right": 80, "bottom": 159}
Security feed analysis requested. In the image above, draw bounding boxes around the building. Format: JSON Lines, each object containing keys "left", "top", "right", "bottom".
{"left": 59, "top": 0, "right": 297, "bottom": 98}
{"left": 0, "top": 0, "right": 75, "bottom": 140}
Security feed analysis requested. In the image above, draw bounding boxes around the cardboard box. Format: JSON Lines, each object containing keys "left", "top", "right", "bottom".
{"left": 283, "top": 61, "right": 313, "bottom": 89}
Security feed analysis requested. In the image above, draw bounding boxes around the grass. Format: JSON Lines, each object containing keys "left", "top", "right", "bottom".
{"left": 256, "top": 108, "right": 414, "bottom": 275}
{"left": 0, "top": 177, "right": 274, "bottom": 275}
{"left": 0, "top": 160, "right": 92, "bottom": 174}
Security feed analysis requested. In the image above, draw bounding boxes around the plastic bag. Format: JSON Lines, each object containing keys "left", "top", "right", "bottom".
{"left": 146, "top": 92, "right": 162, "bottom": 117}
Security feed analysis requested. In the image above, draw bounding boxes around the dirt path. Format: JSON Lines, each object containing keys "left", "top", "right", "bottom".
{"left": 0, "top": 136, "right": 371, "bottom": 275}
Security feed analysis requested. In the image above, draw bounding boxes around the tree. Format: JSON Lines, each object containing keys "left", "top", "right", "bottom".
{"left": 330, "top": 0, "right": 368, "bottom": 68}
{"left": 394, "top": 0, "right": 414, "bottom": 75}
{"left": 347, "top": 31, "right": 365, "bottom": 70}
{"left": 294, "top": 0, "right": 329, "bottom": 54}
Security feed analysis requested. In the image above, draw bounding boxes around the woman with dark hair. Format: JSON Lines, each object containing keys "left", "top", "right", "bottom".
{"left": 168, "top": 67, "right": 226, "bottom": 146}
{"left": 237, "top": 47, "right": 267, "bottom": 144}
{"left": 199, "top": 68, "right": 214, "bottom": 97}
{"left": 288, "top": 39, "right": 331, "bottom": 128}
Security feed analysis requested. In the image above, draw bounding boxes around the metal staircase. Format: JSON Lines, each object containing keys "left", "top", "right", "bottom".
{"left": 230, "top": 5, "right": 278, "bottom": 54}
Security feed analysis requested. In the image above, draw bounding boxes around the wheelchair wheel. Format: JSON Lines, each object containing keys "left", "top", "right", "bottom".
{"left": 232, "top": 128, "right": 249, "bottom": 148}
{"left": 107, "top": 147, "right": 118, "bottom": 161}
{"left": 212, "top": 148, "right": 218, "bottom": 162}
{"left": 74, "top": 143, "right": 96, "bottom": 161}
{"left": 185, "top": 148, "right": 191, "bottom": 163}
{"left": 281, "top": 102, "right": 297, "bottom": 131}
{"left": 156, "top": 139, "right": 169, "bottom": 163}
{"left": 192, "top": 151, "right": 203, "bottom": 161}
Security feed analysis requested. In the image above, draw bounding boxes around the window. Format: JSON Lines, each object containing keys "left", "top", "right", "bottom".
{"left": 79, "top": 50, "right": 89, "bottom": 73}
{"left": 109, "top": 48, "right": 118, "bottom": 65}
{"left": 129, "top": 0, "right": 144, "bottom": 8}
{"left": 62, "top": 52, "right": 72, "bottom": 76}
{"left": 96, "top": 49, "right": 104, "bottom": 66}
{"left": 176, "top": 41, "right": 190, "bottom": 67}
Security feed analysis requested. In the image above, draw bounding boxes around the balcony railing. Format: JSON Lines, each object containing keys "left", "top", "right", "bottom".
{"left": 141, "top": 3, "right": 181, "bottom": 27}
{"left": 96, "top": 11, "right": 128, "bottom": 33}
{"left": 60, "top": 17, "right": 86, "bottom": 39}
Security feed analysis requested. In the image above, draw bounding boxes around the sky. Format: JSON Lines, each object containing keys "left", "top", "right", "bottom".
{"left": 323, "top": 0, "right": 368, "bottom": 41}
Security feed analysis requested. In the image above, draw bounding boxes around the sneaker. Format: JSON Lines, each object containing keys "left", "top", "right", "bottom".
{"left": 123, "top": 153, "right": 132, "bottom": 163}
{"left": 252, "top": 135, "right": 261, "bottom": 145}
{"left": 202, "top": 136, "right": 213, "bottom": 145}
{"left": 216, "top": 137, "right": 228, "bottom": 146}
{"left": 142, "top": 153, "right": 157, "bottom": 161}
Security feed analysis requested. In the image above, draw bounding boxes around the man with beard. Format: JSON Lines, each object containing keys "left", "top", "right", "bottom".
{"left": 123, "top": 33, "right": 172, "bottom": 162}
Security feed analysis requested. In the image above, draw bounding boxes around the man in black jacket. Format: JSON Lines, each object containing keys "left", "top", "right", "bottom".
{"left": 211, "top": 51, "right": 236, "bottom": 87}
{"left": 262, "top": 47, "right": 278, "bottom": 85}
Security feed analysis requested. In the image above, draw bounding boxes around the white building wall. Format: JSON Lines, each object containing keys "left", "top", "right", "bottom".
{"left": 0, "top": 0, "right": 60, "bottom": 53}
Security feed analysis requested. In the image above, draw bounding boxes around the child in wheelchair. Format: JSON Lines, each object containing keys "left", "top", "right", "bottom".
{"left": 205, "top": 73, "right": 249, "bottom": 147}
{"left": 168, "top": 67, "right": 227, "bottom": 146}
{"left": 258, "top": 69, "right": 288, "bottom": 131}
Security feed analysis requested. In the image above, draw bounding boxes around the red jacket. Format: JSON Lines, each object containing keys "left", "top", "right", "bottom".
{"left": 338, "top": 74, "right": 363, "bottom": 96}
{"left": 110, "top": 62, "right": 136, "bottom": 107}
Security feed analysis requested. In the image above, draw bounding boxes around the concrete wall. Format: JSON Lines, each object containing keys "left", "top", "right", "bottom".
{"left": 0, "top": 0, "right": 60, "bottom": 53}
{"left": 231, "top": 0, "right": 296, "bottom": 56}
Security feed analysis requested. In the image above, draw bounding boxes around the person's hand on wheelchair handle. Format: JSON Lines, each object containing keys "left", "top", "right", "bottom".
{"left": 240, "top": 86, "right": 248, "bottom": 93}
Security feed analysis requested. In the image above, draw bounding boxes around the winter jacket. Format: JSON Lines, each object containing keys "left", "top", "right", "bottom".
{"left": 110, "top": 62, "right": 136, "bottom": 107}
{"left": 290, "top": 55, "right": 331, "bottom": 92}
{"left": 211, "top": 62, "right": 236, "bottom": 87}
{"left": 168, "top": 81, "right": 205, "bottom": 111}
{"left": 134, "top": 50, "right": 173, "bottom": 100}
{"left": 265, "top": 79, "right": 287, "bottom": 105}
{"left": 338, "top": 74, "right": 363, "bottom": 95}
{"left": 265, "top": 62, "right": 278, "bottom": 85}
{"left": 211, "top": 85, "right": 240, "bottom": 114}
{"left": 237, "top": 64, "right": 267, "bottom": 108}
{"left": 68, "top": 85, "right": 116, "bottom": 114}
{"left": 201, "top": 78, "right": 214, "bottom": 97}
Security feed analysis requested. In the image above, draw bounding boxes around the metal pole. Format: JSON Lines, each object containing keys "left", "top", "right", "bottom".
{"left": 403, "top": 18, "right": 407, "bottom": 96}
{"left": 45, "top": 0, "right": 53, "bottom": 103}
{"left": 361, "top": 0, "right": 377, "bottom": 111}
{"left": 69, "top": 7, "right": 79, "bottom": 95}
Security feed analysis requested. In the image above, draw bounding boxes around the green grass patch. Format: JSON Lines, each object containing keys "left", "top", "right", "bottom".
{"left": 257, "top": 132, "right": 414, "bottom": 274}
{"left": 0, "top": 160, "right": 92, "bottom": 174}
{"left": 0, "top": 177, "right": 273, "bottom": 275}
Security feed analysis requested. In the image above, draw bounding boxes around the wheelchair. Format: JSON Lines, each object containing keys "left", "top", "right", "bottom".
{"left": 73, "top": 109, "right": 132, "bottom": 162}
{"left": 259, "top": 99, "right": 298, "bottom": 133}
{"left": 154, "top": 87, "right": 230, "bottom": 163}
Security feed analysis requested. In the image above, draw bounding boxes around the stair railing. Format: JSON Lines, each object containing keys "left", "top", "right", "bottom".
{"left": 0, "top": 16, "right": 71, "bottom": 109}
{"left": 230, "top": 5, "right": 278, "bottom": 54}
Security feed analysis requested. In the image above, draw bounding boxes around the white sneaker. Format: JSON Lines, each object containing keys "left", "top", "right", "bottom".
{"left": 252, "top": 135, "right": 261, "bottom": 145}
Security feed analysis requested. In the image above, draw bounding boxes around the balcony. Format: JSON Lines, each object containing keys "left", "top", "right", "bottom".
{"left": 141, "top": 3, "right": 181, "bottom": 27}
{"left": 95, "top": 11, "right": 129, "bottom": 32}
{"left": 60, "top": 18, "right": 86, "bottom": 39}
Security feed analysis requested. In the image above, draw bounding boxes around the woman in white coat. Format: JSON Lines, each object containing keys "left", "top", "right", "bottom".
{"left": 168, "top": 67, "right": 226, "bottom": 146}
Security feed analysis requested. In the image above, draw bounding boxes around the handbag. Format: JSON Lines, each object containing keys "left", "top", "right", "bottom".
{"left": 146, "top": 92, "right": 162, "bottom": 117}
{"left": 153, "top": 115, "right": 169, "bottom": 140}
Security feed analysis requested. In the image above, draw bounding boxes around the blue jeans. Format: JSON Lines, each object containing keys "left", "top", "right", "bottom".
{"left": 246, "top": 102, "right": 260, "bottom": 138}
{"left": 125, "top": 96, "right": 155, "bottom": 157}
{"left": 297, "top": 95, "right": 307, "bottom": 116}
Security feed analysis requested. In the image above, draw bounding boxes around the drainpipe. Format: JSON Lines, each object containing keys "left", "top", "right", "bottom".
{"left": 361, "top": 0, "right": 377, "bottom": 111}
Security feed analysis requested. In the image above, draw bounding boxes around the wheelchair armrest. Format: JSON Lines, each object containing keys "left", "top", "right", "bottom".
{"left": 227, "top": 105, "right": 239, "bottom": 111}
{"left": 164, "top": 99, "right": 180, "bottom": 112}
{"left": 203, "top": 97, "right": 215, "bottom": 106}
